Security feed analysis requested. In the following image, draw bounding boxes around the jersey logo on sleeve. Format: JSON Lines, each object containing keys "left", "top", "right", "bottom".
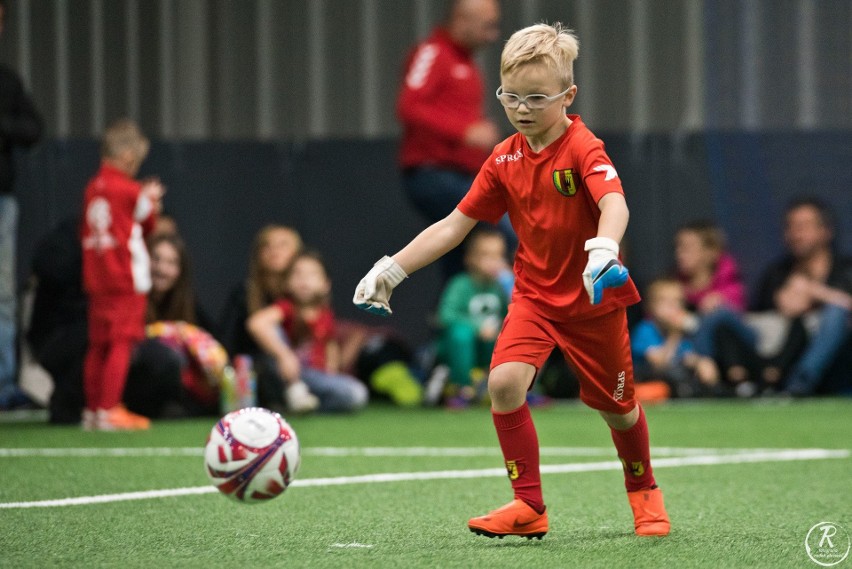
{"left": 592, "top": 164, "right": 619, "bottom": 181}
{"left": 405, "top": 44, "right": 438, "bottom": 89}
{"left": 552, "top": 168, "right": 577, "bottom": 196}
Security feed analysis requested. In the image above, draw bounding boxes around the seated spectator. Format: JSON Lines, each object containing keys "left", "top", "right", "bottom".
{"left": 434, "top": 228, "right": 509, "bottom": 408}
{"left": 752, "top": 197, "right": 852, "bottom": 396}
{"left": 247, "top": 250, "right": 368, "bottom": 413}
{"left": 631, "top": 277, "right": 721, "bottom": 398}
{"left": 26, "top": 217, "right": 87, "bottom": 423}
{"left": 123, "top": 233, "right": 224, "bottom": 418}
{"left": 675, "top": 220, "right": 746, "bottom": 312}
{"left": 146, "top": 233, "right": 214, "bottom": 327}
{"left": 28, "top": 218, "right": 191, "bottom": 423}
{"left": 674, "top": 221, "right": 760, "bottom": 394}
{"left": 220, "top": 225, "right": 301, "bottom": 357}
{"left": 219, "top": 224, "right": 317, "bottom": 411}
{"left": 27, "top": 216, "right": 214, "bottom": 423}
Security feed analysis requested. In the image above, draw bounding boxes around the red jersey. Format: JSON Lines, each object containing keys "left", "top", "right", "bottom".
{"left": 458, "top": 115, "right": 640, "bottom": 319}
{"left": 275, "top": 299, "right": 336, "bottom": 370}
{"left": 81, "top": 163, "right": 156, "bottom": 297}
{"left": 397, "top": 28, "right": 490, "bottom": 175}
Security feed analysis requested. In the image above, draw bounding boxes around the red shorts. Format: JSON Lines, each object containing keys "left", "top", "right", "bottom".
{"left": 491, "top": 299, "right": 635, "bottom": 414}
{"left": 87, "top": 293, "right": 147, "bottom": 345}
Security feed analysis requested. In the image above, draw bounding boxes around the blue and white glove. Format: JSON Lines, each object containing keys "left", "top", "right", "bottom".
{"left": 353, "top": 256, "right": 408, "bottom": 316}
{"left": 582, "top": 237, "right": 629, "bottom": 305}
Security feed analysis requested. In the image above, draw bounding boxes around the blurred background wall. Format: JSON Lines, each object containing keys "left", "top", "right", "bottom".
{"left": 2, "top": 0, "right": 850, "bottom": 346}
{"left": 1, "top": 0, "right": 848, "bottom": 137}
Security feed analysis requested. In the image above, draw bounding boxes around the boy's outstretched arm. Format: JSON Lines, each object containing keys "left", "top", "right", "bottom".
{"left": 354, "top": 208, "right": 477, "bottom": 316}
{"left": 583, "top": 193, "right": 630, "bottom": 305}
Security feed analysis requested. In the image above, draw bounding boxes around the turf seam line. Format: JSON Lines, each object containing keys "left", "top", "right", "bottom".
{"left": 0, "top": 448, "right": 847, "bottom": 509}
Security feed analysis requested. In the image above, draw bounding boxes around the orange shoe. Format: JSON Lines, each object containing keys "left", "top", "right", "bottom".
{"left": 627, "top": 487, "right": 670, "bottom": 536}
{"left": 96, "top": 405, "right": 151, "bottom": 431}
{"left": 468, "top": 499, "right": 548, "bottom": 540}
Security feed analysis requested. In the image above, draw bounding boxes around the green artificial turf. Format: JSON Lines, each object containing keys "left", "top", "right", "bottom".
{"left": 1, "top": 399, "right": 850, "bottom": 568}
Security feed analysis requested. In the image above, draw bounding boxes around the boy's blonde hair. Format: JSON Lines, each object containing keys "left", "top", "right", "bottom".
{"left": 101, "top": 118, "right": 150, "bottom": 160}
{"left": 501, "top": 22, "right": 579, "bottom": 88}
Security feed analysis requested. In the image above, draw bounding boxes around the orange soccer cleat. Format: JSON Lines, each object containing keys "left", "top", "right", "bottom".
{"left": 96, "top": 404, "right": 151, "bottom": 431}
{"left": 468, "top": 499, "right": 548, "bottom": 540}
{"left": 627, "top": 486, "right": 670, "bottom": 536}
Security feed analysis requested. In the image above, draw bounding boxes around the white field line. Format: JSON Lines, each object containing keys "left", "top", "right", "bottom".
{"left": 0, "top": 446, "right": 834, "bottom": 458}
{"left": 0, "top": 448, "right": 847, "bottom": 510}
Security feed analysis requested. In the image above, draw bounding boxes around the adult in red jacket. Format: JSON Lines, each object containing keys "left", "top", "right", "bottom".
{"left": 397, "top": 0, "right": 513, "bottom": 276}
{"left": 81, "top": 118, "right": 164, "bottom": 431}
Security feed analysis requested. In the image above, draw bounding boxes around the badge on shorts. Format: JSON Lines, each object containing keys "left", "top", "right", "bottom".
{"left": 553, "top": 168, "right": 577, "bottom": 197}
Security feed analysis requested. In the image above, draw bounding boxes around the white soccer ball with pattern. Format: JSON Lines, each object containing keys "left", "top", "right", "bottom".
{"left": 204, "top": 407, "right": 300, "bottom": 504}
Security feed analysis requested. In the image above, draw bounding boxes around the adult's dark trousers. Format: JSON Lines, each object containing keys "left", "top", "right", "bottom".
{"left": 34, "top": 321, "right": 87, "bottom": 424}
{"left": 402, "top": 167, "right": 517, "bottom": 278}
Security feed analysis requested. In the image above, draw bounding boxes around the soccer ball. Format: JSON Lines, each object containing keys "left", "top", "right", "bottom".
{"left": 204, "top": 407, "right": 300, "bottom": 504}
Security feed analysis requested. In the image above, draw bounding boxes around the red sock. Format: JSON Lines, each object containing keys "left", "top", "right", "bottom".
{"left": 98, "top": 340, "right": 134, "bottom": 410}
{"left": 492, "top": 403, "right": 544, "bottom": 513}
{"left": 610, "top": 404, "right": 656, "bottom": 492}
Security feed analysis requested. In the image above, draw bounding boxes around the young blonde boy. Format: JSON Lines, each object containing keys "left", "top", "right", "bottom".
{"left": 354, "top": 22, "right": 670, "bottom": 539}
{"left": 81, "top": 118, "right": 163, "bottom": 430}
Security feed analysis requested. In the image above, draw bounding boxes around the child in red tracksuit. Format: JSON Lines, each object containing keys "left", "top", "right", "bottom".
{"left": 81, "top": 118, "right": 164, "bottom": 431}
{"left": 354, "top": 23, "right": 670, "bottom": 540}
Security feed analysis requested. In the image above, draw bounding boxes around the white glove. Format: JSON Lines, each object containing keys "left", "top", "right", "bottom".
{"left": 582, "top": 237, "right": 629, "bottom": 305}
{"left": 352, "top": 256, "right": 408, "bottom": 316}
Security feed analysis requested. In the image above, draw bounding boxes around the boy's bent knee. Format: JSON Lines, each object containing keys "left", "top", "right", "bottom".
{"left": 488, "top": 362, "right": 536, "bottom": 412}
{"left": 600, "top": 405, "right": 639, "bottom": 430}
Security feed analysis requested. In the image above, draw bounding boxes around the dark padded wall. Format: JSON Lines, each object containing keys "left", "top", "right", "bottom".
{"left": 16, "top": 138, "right": 446, "bottom": 347}
{"left": 15, "top": 132, "right": 852, "bottom": 347}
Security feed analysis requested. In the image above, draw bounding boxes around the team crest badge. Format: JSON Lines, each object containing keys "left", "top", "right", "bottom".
{"left": 620, "top": 457, "right": 645, "bottom": 477}
{"left": 505, "top": 460, "right": 520, "bottom": 480}
{"left": 552, "top": 169, "right": 577, "bottom": 196}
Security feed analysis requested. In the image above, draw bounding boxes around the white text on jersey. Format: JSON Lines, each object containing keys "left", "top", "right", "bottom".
{"left": 495, "top": 149, "right": 523, "bottom": 164}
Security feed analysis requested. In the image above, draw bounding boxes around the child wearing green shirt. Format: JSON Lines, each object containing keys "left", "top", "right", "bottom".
{"left": 437, "top": 229, "right": 509, "bottom": 408}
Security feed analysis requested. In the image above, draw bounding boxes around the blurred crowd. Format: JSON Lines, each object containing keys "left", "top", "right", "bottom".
{"left": 628, "top": 209, "right": 851, "bottom": 403}
{"left": 1, "top": 0, "right": 849, "bottom": 429}
{"left": 12, "top": 117, "right": 851, "bottom": 429}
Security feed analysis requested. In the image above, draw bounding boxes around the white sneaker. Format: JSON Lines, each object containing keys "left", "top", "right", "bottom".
{"left": 286, "top": 382, "right": 319, "bottom": 414}
{"left": 81, "top": 408, "right": 97, "bottom": 431}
